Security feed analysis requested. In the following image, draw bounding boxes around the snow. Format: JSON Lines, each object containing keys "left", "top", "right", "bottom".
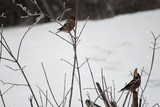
{"left": 1, "top": 9, "right": 160, "bottom": 107}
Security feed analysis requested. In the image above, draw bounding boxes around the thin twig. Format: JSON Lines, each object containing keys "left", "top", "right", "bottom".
{"left": 76, "top": 56, "right": 84, "bottom": 107}
{"left": 45, "top": 90, "right": 48, "bottom": 107}
{"left": 0, "top": 33, "right": 39, "bottom": 106}
{"left": 116, "top": 91, "right": 124, "bottom": 104}
{"left": 127, "top": 93, "right": 132, "bottom": 107}
{"left": 58, "top": 2, "right": 71, "bottom": 21}
{"left": 112, "top": 80, "right": 116, "bottom": 102}
{"left": 41, "top": 63, "right": 59, "bottom": 107}
{"left": 36, "top": 85, "right": 54, "bottom": 107}
{"left": 0, "top": 35, "right": 12, "bottom": 56}
{"left": 0, "top": 90, "right": 6, "bottom": 107}
{"left": 139, "top": 32, "right": 160, "bottom": 107}
{"left": 5, "top": 65, "right": 26, "bottom": 71}
{"left": 0, "top": 24, "right": 3, "bottom": 64}
{"left": 86, "top": 58, "right": 100, "bottom": 98}
{"left": 122, "top": 91, "right": 130, "bottom": 107}
{"left": 0, "top": 57, "right": 15, "bottom": 62}
{"left": 49, "top": 30, "right": 73, "bottom": 45}
{"left": 0, "top": 25, "right": 12, "bottom": 54}
{"left": 17, "top": 13, "right": 44, "bottom": 60}
{"left": 2, "top": 85, "right": 14, "bottom": 95}
{"left": 39, "top": 90, "right": 44, "bottom": 107}
{"left": 79, "top": 58, "right": 90, "bottom": 68}
{"left": 59, "top": 88, "right": 72, "bottom": 107}
{"left": 0, "top": 13, "right": 6, "bottom": 18}
{"left": 96, "top": 82, "right": 111, "bottom": 107}
{"left": 152, "top": 103, "right": 160, "bottom": 107}
{"left": 103, "top": 76, "right": 111, "bottom": 102}
{"left": 29, "top": 96, "right": 33, "bottom": 107}
{"left": 61, "top": 59, "right": 74, "bottom": 67}
{"left": 77, "top": 16, "right": 89, "bottom": 41}
{"left": 101, "top": 69, "right": 105, "bottom": 92}
{"left": 0, "top": 80, "right": 28, "bottom": 87}
{"left": 62, "top": 73, "right": 67, "bottom": 107}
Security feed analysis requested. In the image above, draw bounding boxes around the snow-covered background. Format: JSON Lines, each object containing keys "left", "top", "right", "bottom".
{"left": 0, "top": 9, "right": 160, "bottom": 107}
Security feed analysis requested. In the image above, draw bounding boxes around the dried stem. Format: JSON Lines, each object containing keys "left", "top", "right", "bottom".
{"left": 0, "top": 90, "right": 6, "bottom": 107}
{"left": 36, "top": 86, "right": 54, "bottom": 107}
{"left": 29, "top": 96, "right": 33, "bottom": 107}
{"left": 132, "top": 91, "right": 138, "bottom": 107}
{"left": 41, "top": 63, "right": 59, "bottom": 107}
{"left": 39, "top": 90, "right": 44, "bottom": 107}
{"left": 139, "top": 32, "right": 160, "bottom": 107}
{"left": 122, "top": 91, "right": 130, "bottom": 107}
{"left": 17, "top": 13, "right": 44, "bottom": 60}
{"left": 96, "top": 82, "right": 111, "bottom": 107}
{"left": 69, "top": 32, "right": 84, "bottom": 107}
{"left": 0, "top": 21, "right": 39, "bottom": 107}
{"left": 86, "top": 58, "right": 100, "bottom": 97}
{"left": 45, "top": 90, "right": 48, "bottom": 107}
{"left": 62, "top": 73, "right": 67, "bottom": 107}
{"left": 0, "top": 80, "right": 28, "bottom": 87}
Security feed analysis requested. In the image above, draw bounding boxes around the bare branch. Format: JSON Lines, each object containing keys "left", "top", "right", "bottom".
{"left": 96, "top": 82, "right": 111, "bottom": 107}
{"left": 39, "top": 90, "right": 44, "bottom": 107}
{"left": 41, "top": 63, "right": 59, "bottom": 107}
{"left": 45, "top": 90, "right": 48, "bottom": 107}
{"left": 16, "top": 3, "right": 41, "bottom": 18}
{"left": 36, "top": 86, "right": 54, "bottom": 107}
{"left": 0, "top": 28, "right": 13, "bottom": 55}
{"left": 0, "top": 57, "right": 15, "bottom": 62}
{"left": 49, "top": 30, "right": 73, "bottom": 45}
{"left": 62, "top": 73, "right": 67, "bottom": 107}
{"left": 112, "top": 80, "right": 116, "bottom": 101}
{"left": 17, "top": 13, "right": 44, "bottom": 60}
{"left": 61, "top": 59, "right": 74, "bottom": 67}
{"left": 86, "top": 58, "right": 100, "bottom": 98}
{"left": 0, "top": 90, "right": 6, "bottom": 107}
{"left": 59, "top": 88, "right": 72, "bottom": 107}
{"left": 77, "top": 16, "right": 89, "bottom": 41}
{"left": 152, "top": 103, "right": 160, "bottom": 107}
{"left": 139, "top": 32, "right": 160, "bottom": 107}
{"left": 116, "top": 91, "right": 124, "bottom": 104}
{"left": 0, "top": 80, "right": 28, "bottom": 87}
{"left": 127, "top": 93, "right": 131, "bottom": 107}
{"left": 2, "top": 85, "right": 14, "bottom": 95}
{"left": 0, "top": 28, "right": 2, "bottom": 64}
{"left": 58, "top": 2, "right": 71, "bottom": 21}
{"left": 79, "top": 58, "right": 90, "bottom": 68}
{"left": 5, "top": 65, "right": 26, "bottom": 71}
{"left": 122, "top": 91, "right": 130, "bottom": 107}
{"left": 0, "top": 12, "right": 6, "bottom": 18}
{"left": 103, "top": 76, "right": 111, "bottom": 102}
{"left": 29, "top": 96, "right": 33, "bottom": 107}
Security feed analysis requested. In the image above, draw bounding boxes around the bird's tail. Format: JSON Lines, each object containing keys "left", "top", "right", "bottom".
{"left": 119, "top": 88, "right": 124, "bottom": 92}
{"left": 56, "top": 30, "right": 60, "bottom": 33}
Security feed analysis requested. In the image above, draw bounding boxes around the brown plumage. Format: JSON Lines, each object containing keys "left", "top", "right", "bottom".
{"left": 119, "top": 68, "right": 141, "bottom": 92}
{"left": 85, "top": 100, "right": 101, "bottom": 107}
{"left": 56, "top": 16, "right": 76, "bottom": 33}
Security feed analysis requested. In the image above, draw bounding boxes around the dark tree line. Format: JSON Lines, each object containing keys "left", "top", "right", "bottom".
{"left": 0, "top": 0, "right": 160, "bottom": 26}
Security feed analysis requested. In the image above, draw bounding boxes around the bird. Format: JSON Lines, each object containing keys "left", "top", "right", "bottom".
{"left": 85, "top": 99, "right": 101, "bottom": 107}
{"left": 56, "top": 16, "right": 76, "bottom": 33}
{"left": 119, "top": 68, "right": 141, "bottom": 92}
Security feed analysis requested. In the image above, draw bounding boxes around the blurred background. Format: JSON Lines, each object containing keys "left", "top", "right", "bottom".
{"left": 0, "top": 0, "right": 160, "bottom": 27}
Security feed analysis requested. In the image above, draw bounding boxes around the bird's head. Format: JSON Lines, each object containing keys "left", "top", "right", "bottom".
{"left": 85, "top": 100, "right": 91, "bottom": 106}
{"left": 69, "top": 16, "right": 76, "bottom": 21}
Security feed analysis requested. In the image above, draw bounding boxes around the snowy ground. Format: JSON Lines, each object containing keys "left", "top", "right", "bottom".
{"left": 1, "top": 9, "right": 160, "bottom": 107}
